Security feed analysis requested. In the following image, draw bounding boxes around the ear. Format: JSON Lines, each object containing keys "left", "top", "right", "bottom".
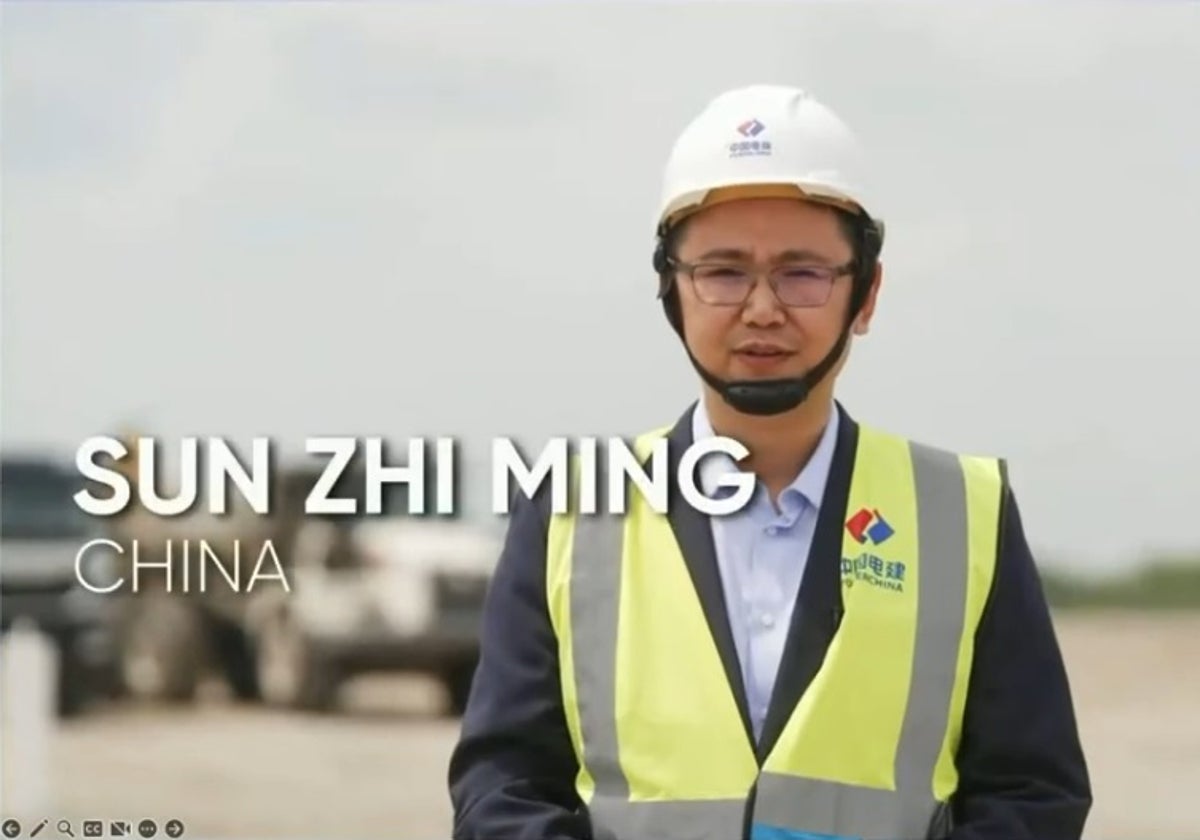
{"left": 852, "top": 262, "right": 883, "bottom": 335}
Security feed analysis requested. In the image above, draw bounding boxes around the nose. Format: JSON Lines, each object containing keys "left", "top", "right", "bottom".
{"left": 740, "top": 274, "right": 786, "bottom": 325}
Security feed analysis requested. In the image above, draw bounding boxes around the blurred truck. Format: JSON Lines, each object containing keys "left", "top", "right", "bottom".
{"left": 105, "top": 439, "right": 500, "bottom": 715}
{"left": 0, "top": 453, "right": 122, "bottom": 716}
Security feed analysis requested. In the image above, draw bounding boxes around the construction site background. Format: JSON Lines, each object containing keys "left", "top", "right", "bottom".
{"left": 3, "top": 2, "right": 1197, "bottom": 839}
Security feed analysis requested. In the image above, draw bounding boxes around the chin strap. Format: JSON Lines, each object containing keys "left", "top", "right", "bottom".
{"left": 679, "top": 309, "right": 854, "bottom": 416}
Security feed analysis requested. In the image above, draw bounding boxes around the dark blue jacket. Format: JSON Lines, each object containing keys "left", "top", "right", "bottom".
{"left": 447, "top": 402, "right": 1092, "bottom": 839}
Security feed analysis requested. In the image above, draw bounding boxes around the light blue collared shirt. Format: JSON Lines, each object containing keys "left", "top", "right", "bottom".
{"left": 691, "top": 397, "right": 840, "bottom": 744}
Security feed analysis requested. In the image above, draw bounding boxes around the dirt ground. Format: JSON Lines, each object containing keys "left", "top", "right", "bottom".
{"left": 2, "top": 610, "right": 1197, "bottom": 840}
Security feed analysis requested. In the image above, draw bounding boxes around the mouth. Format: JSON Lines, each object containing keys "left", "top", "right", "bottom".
{"left": 734, "top": 342, "right": 794, "bottom": 359}
{"left": 732, "top": 343, "right": 795, "bottom": 372}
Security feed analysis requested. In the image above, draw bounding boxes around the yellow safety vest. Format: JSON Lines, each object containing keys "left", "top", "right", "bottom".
{"left": 545, "top": 422, "right": 1004, "bottom": 840}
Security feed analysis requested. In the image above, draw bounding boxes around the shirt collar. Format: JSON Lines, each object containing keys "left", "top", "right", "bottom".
{"left": 690, "top": 396, "right": 840, "bottom": 511}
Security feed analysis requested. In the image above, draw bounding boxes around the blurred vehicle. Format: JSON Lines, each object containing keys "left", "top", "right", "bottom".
{"left": 108, "top": 444, "right": 500, "bottom": 715}
{"left": 249, "top": 507, "right": 498, "bottom": 714}
{"left": 0, "top": 454, "right": 122, "bottom": 716}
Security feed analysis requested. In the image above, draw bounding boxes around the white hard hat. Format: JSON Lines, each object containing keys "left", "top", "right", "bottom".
{"left": 656, "top": 84, "right": 881, "bottom": 236}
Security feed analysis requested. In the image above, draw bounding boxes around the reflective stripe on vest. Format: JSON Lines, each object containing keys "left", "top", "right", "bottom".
{"left": 545, "top": 423, "right": 1002, "bottom": 840}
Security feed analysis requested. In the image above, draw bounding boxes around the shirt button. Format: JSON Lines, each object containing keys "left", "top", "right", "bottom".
{"left": 760, "top": 613, "right": 775, "bottom": 628}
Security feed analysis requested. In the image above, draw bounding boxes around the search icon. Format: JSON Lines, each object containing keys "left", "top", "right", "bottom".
{"left": 58, "top": 820, "right": 76, "bottom": 838}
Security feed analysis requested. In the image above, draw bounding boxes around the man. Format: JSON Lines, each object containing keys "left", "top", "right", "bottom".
{"left": 448, "top": 84, "right": 1092, "bottom": 840}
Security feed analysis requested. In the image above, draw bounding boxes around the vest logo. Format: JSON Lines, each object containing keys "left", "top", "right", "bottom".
{"left": 841, "top": 553, "right": 907, "bottom": 592}
{"left": 845, "top": 506, "right": 894, "bottom": 545}
{"left": 843, "top": 508, "right": 905, "bottom": 591}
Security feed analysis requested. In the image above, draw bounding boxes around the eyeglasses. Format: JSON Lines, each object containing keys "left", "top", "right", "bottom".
{"left": 666, "top": 257, "right": 855, "bottom": 308}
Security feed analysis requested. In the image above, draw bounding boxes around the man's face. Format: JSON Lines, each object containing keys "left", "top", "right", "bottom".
{"left": 671, "top": 197, "right": 879, "bottom": 395}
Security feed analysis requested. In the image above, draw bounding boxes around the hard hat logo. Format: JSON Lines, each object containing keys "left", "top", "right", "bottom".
{"left": 736, "top": 118, "right": 765, "bottom": 137}
{"left": 730, "top": 143, "right": 773, "bottom": 160}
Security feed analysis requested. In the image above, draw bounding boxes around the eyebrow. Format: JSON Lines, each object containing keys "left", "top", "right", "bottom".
{"left": 693, "top": 247, "right": 836, "bottom": 263}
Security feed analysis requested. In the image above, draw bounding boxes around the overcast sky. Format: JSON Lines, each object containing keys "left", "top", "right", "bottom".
{"left": 3, "top": 1, "right": 1197, "bottom": 574}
